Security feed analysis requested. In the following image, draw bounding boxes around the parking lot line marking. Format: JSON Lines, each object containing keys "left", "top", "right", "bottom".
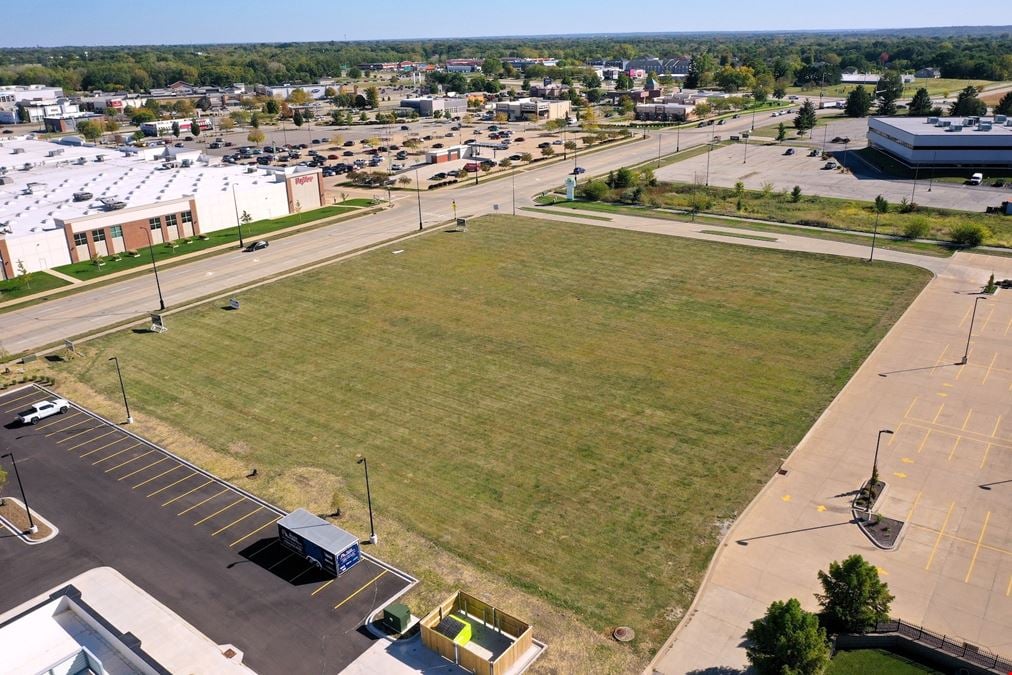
{"left": 960, "top": 410, "right": 973, "bottom": 431}
{"left": 288, "top": 564, "right": 319, "bottom": 584}
{"left": 902, "top": 397, "right": 918, "bottom": 419}
{"left": 66, "top": 428, "right": 118, "bottom": 451}
{"left": 947, "top": 437, "right": 962, "bottom": 461}
{"left": 229, "top": 516, "right": 282, "bottom": 548}
{"left": 916, "top": 429, "right": 932, "bottom": 454}
{"left": 925, "top": 501, "right": 955, "bottom": 571}
{"left": 1005, "top": 317, "right": 1011, "bottom": 337}
{"left": 118, "top": 457, "right": 168, "bottom": 481}
{"left": 1007, "top": 575, "right": 1011, "bottom": 597}
{"left": 901, "top": 419, "right": 1012, "bottom": 449}
{"left": 146, "top": 472, "right": 197, "bottom": 497}
{"left": 103, "top": 449, "right": 154, "bottom": 472}
{"left": 133, "top": 464, "right": 182, "bottom": 489}
{"left": 908, "top": 523, "right": 1012, "bottom": 557}
{"left": 0, "top": 391, "right": 44, "bottom": 412}
{"left": 963, "top": 511, "right": 991, "bottom": 584}
{"left": 36, "top": 410, "right": 83, "bottom": 430}
{"left": 936, "top": 393, "right": 947, "bottom": 398}
{"left": 244, "top": 538, "right": 280, "bottom": 559}
{"left": 89, "top": 444, "right": 139, "bottom": 464}
{"left": 958, "top": 304, "right": 973, "bottom": 328}
{"left": 979, "top": 444, "right": 992, "bottom": 469}
{"left": 930, "top": 343, "right": 951, "bottom": 374}
{"left": 978, "top": 305, "right": 995, "bottom": 333}
{"left": 990, "top": 415, "right": 1002, "bottom": 440}
{"left": 211, "top": 507, "right": 263, "bottom": 536}
{"left": 267, "top": 552, "right": 295, "bottom": 571}
{"left": 334, "top": 570, "right": 388, "bottom": 611}
{"left": 932, "top": 403, "right": 945, "bottom": 424}
{"left": 177, "top": 487, "right": 228, "bottom": 516}
{"left": 56, "top": 425, "right": 105, "bottom": 444}
{"left": 311, "top": 579, "right": 335, "bottom": 596}
{"left": 905, "top": 491, "right": 922, "bottom": 523}
{"left": 80, "top": 437, "right": 133, "bottom": 458}
{"left": 981, "top": 353, "right": 998, "bottom": 385}
{"left": 162, "top": 480, "right": 213, "bottom": 507}
{"left": 193, "top": 497, "right": 244, "bottom": 526}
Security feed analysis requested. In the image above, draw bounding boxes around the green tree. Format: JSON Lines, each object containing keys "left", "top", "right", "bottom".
{"left": 876, "top": 71, "right": 904, "bottom": 116}
{"left": 874, "top": 195, "right": 889, "bottom": 214}
{"left": 219, "top": 117, "right": 234, "bottom": 132}
{"left": 794, "top": 99, "right": 817, "bottom": 134}
{"left": 540, "top": 145, "right": 555, "bottom": 158}
{"left": 247, "top": 129, "right": 265, "bottom": 146}
{"left": 264, "top": 98, "right": 280, "bottom": 115}
{"left": 189, "top": 120, "right": 200, "bottom": 137}
{"left": 250, "top": 112, "right": 260, "bottom": 129}
{"left": 745, "top": 598, "right": 830, "bottom": 675}
{"left": 520, "top": 152, "right": 533, "bottom": 163}
{"left": 994, "top": 91, "right": 1012, "bottom": 116}
{"left": 76, "top": 120, "right": 103, "bottom": 142}
{"left": 104, "top": 119, "right": 120, "bottom": 134}
{"left": 949, "top": 86, "right": 987, "bottom": 116}
{"left": 481, "top": 58, "right": 502, "bottom": 77}
{"left": 949, "top": 222, "right": 990, "bottom": 248}
{"left": 171, "top": 120, "right": 180, "bottom": 138}
{"left": 816, "top": 554, "right": 894, "bottom": 633}
{"left": 844, "top": 85, "right": 874, "bottom": 118}
{"left": 907, "top": 88, "right": 933, "bottom": 117}
{"left": 581, "top": 180, "right": 608, "bottom": 201}
{"left": 347, "top": 66, "right": 362, "bottom": 79}
{"left": 130, "top": 108, "right": 157, "bottom": 126}
{"left": 615, "top": 73, "right": 634, "bottom": 90}
{"left": 773, "top": 85, "right": 786, "bottom": 100}
{"left": 613, "top": 167, "right": 635, "bottom": 188}
{"left": 752, "top": 85, "right": 768, "bottom": 104}
{"left": 791, "top": 185, "right": 802, "bottom": 202}
{"left": 776, "top": 122, "right": 787, "bottom": 143}
{"left": 293, "top": 109, "right": 304, "bottom": 127}
{"left": 366, "top": 86, "right": 380, "bottom": 109}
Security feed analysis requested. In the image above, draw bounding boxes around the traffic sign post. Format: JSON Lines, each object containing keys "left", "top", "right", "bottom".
{"left": 150, "top": 313, "right": 167, "bottom": 333}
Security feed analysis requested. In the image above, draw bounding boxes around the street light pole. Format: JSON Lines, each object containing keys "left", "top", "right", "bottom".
{"left": 1, "top": 453, "right": 36, "bottom": 534}
{"left": 743, "top": 133, "right": 749, "bottom": 164}
{"left": 657, "top": 132, "right": 661, "bottom": 167}
{"left": 231, "top": 184, "right": 245, "bottom": 248}
{"left": 676, "top": 123, "right": 681, "bottom": 152}
{"left": 872, "top": 429, "right": 893, "bottom": 485}
{"left": 108, "top": 356, "right": 133, "bottom": 424}
{"left": 415, "top": 169, "right": 423, "bottom": 231}
{"left": 356, "top": 456, "right": 377, "bottom": 545}
{"left": 960, "top": 296, "right": 987, "bottom": 365}
{"left": 140, "top": 227, "right": 166, "bottom": 311}
{"left": 869, "top": 210, "right": 880, "bottom": 263}
{"left": 705, "top": 140, "right": 713, "bottom": 186}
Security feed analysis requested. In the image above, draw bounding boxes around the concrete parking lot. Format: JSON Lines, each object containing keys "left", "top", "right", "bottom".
{"left": 0, "top": 386, "right": 414, "bottom": 675}
{"left": 654, "top": 116, "right": 1007, "bottom": 212}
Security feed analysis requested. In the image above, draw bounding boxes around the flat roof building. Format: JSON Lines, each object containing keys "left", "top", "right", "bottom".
{"left": 399, "top": 96, "right": 468, "bottom": 117}
{"left": 636, "top": 102, "right": 694, "bottom": 122}
{"left": 0, "top": 135, "right": 323, "bottom": 279}
{"left": 867, "top": 115, "right": 1012, "bottom": 169}
{"left": 493, "top": 98, "right": 571, "bottom": 122}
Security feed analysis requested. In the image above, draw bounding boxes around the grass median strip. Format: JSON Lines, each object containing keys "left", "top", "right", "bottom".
{"left": 63, "top": 214, "right": 929, "bottom": 648}
{"left": 699, "top": 229, "right": 778, "bottom": 241}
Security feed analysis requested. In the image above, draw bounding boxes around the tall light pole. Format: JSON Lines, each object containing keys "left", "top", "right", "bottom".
{"left": 231, "top": 184, "right": 246, "bottom": 248}
{"left": 356, "top": 456, "right": 377, "bottom": 545}
{"left": 676, "top": 122, "right": 681, "bottom": 152}
{"left": 704, "top": 139, "right": 713, "bottom": 186}
{"left": 415, "top": 169, "right": 423, "bottom": 231}
{"left": 960, "top": 296, "right": 987, "bottom": 365}
{"left": 743, "top": 133, "right": 749, "bottom": 164}
{"left": 140, "top": 226, "right": 166, "bottom": 311}
{"left": 657, "top": 132, "right": 661, "bottom": 167}
{"left": 871, "top": 429, "right": 893, "bottom": 486}
{"left": 108, "top": 356, "right": 133, "bottom": 424}
{"left": 511, "top": 167, "right": 516, "bottom": 216}
{"left": 1, "top": 453, "right": 36, "bottom": 534}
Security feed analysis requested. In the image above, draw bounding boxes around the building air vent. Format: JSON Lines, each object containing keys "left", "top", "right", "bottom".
{"left": 12, "top": 148, "right": 25, "bottom": 154}
{"left": 947, "top": 125, "right": 962, "bottom": 132}
{"left": 995, "top": 115, "right": 1007, "bottom": 123}
{"left": 926, "top": 117, "right": 939, "bottom": 124}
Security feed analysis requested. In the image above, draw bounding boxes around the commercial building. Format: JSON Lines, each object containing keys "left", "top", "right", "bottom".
{"left": 494, "top": 98, "right": 571, "bottom": 122}
{"left": 841, "top": 73, "right": 915, "bottom": 86}
{"left": 915, "top": 67, "right": 942, "bottom": 79}
{"left": 399, "top": 96, "right": 468, "bottom": 117}
{"left": 263, "top": 83, "right": 331, "bottom": 100}
{"left": 446, "top": 59, "right": 483, "bottom": 73}
{"left": 0, "top": 85, "right": 65, "bottom": 123}
{"left": 867, "top": 115, "right": 1012, "bottom": 169}
{"left": 43, "top": 112, "right": 107, "bottom": 133}
{"left": 500, "top": 57, "right": 558, "bottom": 69}
{"left": 635, "top": 102, "right": 693, "bottom": 121}
{"left": 0, "top": 135, "right": 322, "bottom": 279}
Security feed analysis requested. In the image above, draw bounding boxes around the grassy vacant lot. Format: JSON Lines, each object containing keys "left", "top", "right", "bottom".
{"left": 61, "top": 216, "right": 928, "bottom": 654}
{"left": 826, "top": 649, "right": 940, "bottom": 674}
{"left": 786, "top": 78, "right": 1000, "bottom": 99}
{"left": 0, "top": 271, "right": 71, "bottom": 302}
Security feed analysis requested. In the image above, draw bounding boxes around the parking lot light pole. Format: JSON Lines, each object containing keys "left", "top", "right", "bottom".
{"left": 231, "top": 184, "right": 246, "bottom": 249}
{"left": 676, "top": 123, "right": 681, "bottom": 152}
{"left": 356, "top": 456, "right": 377, "bottom": 545}
{"left": 705, "top": 140, "right": 713, "bottom": 186}
{"left": 140, "top": 227, "right": 166, "bottom": 311}
{"left": 743, "top": 133, "right": 749, "bottom": 164}
{"left": 108, "top": 356, "right": 133, "bottom": 424}
{"left": 960, "top": 296, "right": 987, "bottom": 365}
{"left": 2, "top": 453, "right": 37, "bottom": 534}
{"left": 872, "top": 429, "right": 893, "bottom": 485}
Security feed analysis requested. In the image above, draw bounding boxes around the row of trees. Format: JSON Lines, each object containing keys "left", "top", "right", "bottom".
{"left": 843, "top": 83, "right": 1002, "bottom": 118}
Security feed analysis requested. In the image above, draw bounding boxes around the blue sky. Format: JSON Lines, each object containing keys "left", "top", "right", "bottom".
{"left": 3, "top": 0, "right": 1009, "bottom": 47}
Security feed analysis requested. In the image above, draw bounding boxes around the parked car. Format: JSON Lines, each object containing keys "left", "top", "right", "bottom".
{"left": 430, "top": 172, "right": 447, "bottom": 180}
{"left": 538, "top": 142, "right": 551, "bottom": 148}
{"left": 343, "top": 150, "right": 354, "bottom": 156}
{"left": 572, "top": 167, "right": 586, "bottom": 174}
{"left": 433, "top": 142, "right": 444, "bottom": 149}
{"left": 175, "top": 142, "right": 184, "bottom": 147}
{"left": 17, "top": 399, "right": 70, "bottom": 425}
{"left": 224, "top": 141, "right": 233, "bottom": 147}
{"left": 244, "top": 240, "right": 269, "bottom": 252}
{"left": 344, "top": 140, "right": 355, "bottom": 147}
{"left": 392, "top": 163, "right": 404, "bottom": 171}
{"left": 401, "top": 125, "right": 410, "bottom": 131}
{"left": 552, "top": 139, "right": 563, "bottom": 145}
{"left": 514, "top": 137, "right": 525, "bottom": 142}
{"left": 463, "top": 162, "right": 480, "bottom": 172}
{"left": 209, "top": 142, "right": 222, "bottom": 149}
{"left": 184, "top": 136, "right": 193, "bottom": 141}
{"left": 823, "top": 161, "right": 838, "bottom": 170}
{"left": 509, "top": 154, "right": 523, "bottom": 161}
{"left": 784, "top": 148, "right": 795, "bottom": 155}
{"left": 311, "top": 139, "right": 322, "bottom": 144}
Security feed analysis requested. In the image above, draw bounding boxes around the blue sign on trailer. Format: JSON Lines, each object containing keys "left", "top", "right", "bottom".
{"left": 277, "top": 509, "right": 362, "bottom": 577}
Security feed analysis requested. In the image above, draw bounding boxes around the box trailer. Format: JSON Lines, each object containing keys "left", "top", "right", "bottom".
{"left": 277, "top": 508, "right": 361, "bottom": 576}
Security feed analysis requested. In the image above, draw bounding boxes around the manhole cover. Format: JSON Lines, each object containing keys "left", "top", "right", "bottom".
{"left": 613, "top": 626, "right": 635, "bottom": 642}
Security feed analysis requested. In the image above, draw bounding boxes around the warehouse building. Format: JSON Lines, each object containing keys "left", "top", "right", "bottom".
{"left": 0, "top": 135, "right": 322, "bottom": 279}
{"left": 867, "top": 115, "right": 1012, "bottom": 169}
{"left": 399, "top": 96, "right": 468, "bottom": 117}
{"left": 493, "top": 98, "right": 571, "bottom": 122}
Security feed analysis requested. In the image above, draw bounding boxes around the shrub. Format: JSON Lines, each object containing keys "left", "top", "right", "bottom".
{"left": 581, "top": 180, "right": 608, "bottom": 201}
{"left": 902, "top": 217, "right": 929, "bottom": 240}
{"left": 791, "top": 185, "right": 802, "bottom": 203}
{"left": 949, "top": 222, "right": 990, "bottom": 248}
{"left": 816, "top": 554, "right": 893, "bottom": 633}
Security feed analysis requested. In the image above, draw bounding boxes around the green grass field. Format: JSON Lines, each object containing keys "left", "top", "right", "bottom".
{"left": 0, "top": 271, "right": 71, "bottom": 302}
{"left": 62, "top": 216, "right": 929, "bottom": 650}
{"left": 827, "top": 649, "right": 941, "bottom": 674}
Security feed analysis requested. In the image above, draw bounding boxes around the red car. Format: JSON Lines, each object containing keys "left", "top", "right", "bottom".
{"left": 463, "top": 162, "right": 480, "bottom": 172}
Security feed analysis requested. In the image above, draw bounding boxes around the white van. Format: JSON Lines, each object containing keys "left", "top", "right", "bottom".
{"left": 969, "top": 172, "right": 983, "bottom": 185}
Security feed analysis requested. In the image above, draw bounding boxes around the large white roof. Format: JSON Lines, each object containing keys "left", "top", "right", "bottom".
{"left": 0, "top": 136, "right": 310, "bottom": 239}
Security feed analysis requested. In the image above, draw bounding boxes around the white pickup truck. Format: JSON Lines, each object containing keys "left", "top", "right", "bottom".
{"left": 17, "top": 398, "right": 70, "bottom": 425}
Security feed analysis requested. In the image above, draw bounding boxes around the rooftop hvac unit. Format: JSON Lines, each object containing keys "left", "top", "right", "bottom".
{"left": 937, "top": 120, "right": 951, "bottom": 127}
{"left": 995, "top": 115, "right": 1007, "bottom": 123}
{"left": 926, "top": 117, "right": 939, "bottom": 124}
{"left": 975, "top": 124, "right": 992, "bottom": 131}
{"left": 95, "top": 154, "right": 105, "bottom": 162}
{"left": 72, "top": 191, "right": 92, "bottom": 202}
{"left": 12, "top": 147, "right": 25, "bottom": 154}
{"left": 947, "top": 125, "right": 962, "bottom": 132}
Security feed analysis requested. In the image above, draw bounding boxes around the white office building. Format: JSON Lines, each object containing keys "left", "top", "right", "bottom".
{"left": 867, "top": 115, "right": 1012, "bottom": 168}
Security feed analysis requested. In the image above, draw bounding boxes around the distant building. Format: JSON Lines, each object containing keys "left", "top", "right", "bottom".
{"left": 867, "top": 115, "right": 1012, "bottom": 169}
{"left": 636, "top": 103, "right": 694, "bottom": 122}
{"left": 399, "top": 96, "right": 468, "bottom": 117}
{"left": 841, "top": 73, "right": 915, "bottom": 86}
{"left": 261, "top": 84, "right": 331, "bottom": 100}
{"left": 500, "top": 57, "right": 558, "bottom": 69}
{"left": 43, "top": 112, "right": 106, "bottom": 133}
{"left": 915, "top": 67, "right": 942, "bottom": 79}
{"left": 446, "top": 59, "right": 483, "bottom": 73}
{"left": 528, "top": 83, "right": 570, "bottom": 100}
{"left": 626, "top": 57, "right": 666, "bottom": 74}
{"left": 494, "top": 98, "right": 571, "bottom": 122}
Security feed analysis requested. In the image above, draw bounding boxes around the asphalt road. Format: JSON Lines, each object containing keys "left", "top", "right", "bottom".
{"left": 0, "top": 385, "right": 413, "bottom": 675}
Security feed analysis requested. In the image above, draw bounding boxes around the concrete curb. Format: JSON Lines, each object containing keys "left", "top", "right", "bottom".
{"left": 0, "top": 496, "right": 59, "bottom": 545}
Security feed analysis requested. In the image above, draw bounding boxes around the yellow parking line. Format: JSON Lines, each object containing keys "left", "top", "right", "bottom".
{"left": 80, "top": 437, "right": 133, "bottom": 458}
{"left": 958, "top": 304, "right": 973, "bottom": 328}
{"left": 916, "top": 429, "right": 932, "bottom": 454}
{"left": 229, "top": 516, "right": 282, "bottom": 547}
{"left": 902, "top": 397, "right": 919, "bottom": 419}
{"left": 947, "top": 437, "right": 962, "bottom": 461}
{"left": 0, "top": 391, "right": 44, "bottom": 412}
{"left": 90, "top": 444, "right": 139, "bottom": 464}
{"left": 193, "top": 497, "right": 244, "bottom": 526}
{"left": 37, "top": 411, "right": 82, "bottom": 431}
{"left": 1005, "top": 317, "right": 1011, "bottom": 337}
{"left": 177, "top": 487, "right": 228, "bottom": 515}
{"left": 312, "top": 579, "right": 335, "bottom": 596}
{"left": 991, "top": 416, "right": 1002, "bottom": 440}
{"left": 981, "top": 353, "right": 998, "bottom": 385}
{"left": 211, "top": 507, "right": 263, "bottom": 536}
{"left": 979, "top": 444, "right": 992, "bottom": 469}
{"left": 55, "top": 425, "right": 103, "bottom": 444}
{"left": 909, "top": 523, "right": 1012, "bottom": 556}
{"left": 334, "top": 570, "right": 388, "bottom": 610}
{"left": 147, "top": 472, "right": 197, "bottom": 497}
{"left": 960, "top": 410, "right": 973, "bottom": 431}
{"left": 133, "top": 464, "right": 182, "bottom": 489}
{"left": 289, "top": 564, "right": 319, "bottom": 583}
{"left": 925, "top": 501, "right": 955, "bottom": 571}
{"left": 932, "top": 403, "right": 945, "bottom": 424}
{"left": 244, "top": 538, "right": 280, "bottom": 559}
{"left": 902, "top": 419, "right": 1011, "bottom": 449}
{"left": 978, "top": 305, "right": 995, "bottom": 332}
{"left": 964, "top": 511, "right": 991, "bottom": 584}
{"left": 905, "top": 491, "right": 922, "bottom": 523}
{"left": 117, "top": 457, "right": 168, "bottom": 481}
{"left": 66, "top": 428, "right": 117, "bottom": 451}
{"left": 45, "top": 417, "right": 90, "bottom": 437}
{"left": 1007, "top": 575, "right": 1012, "bottom": 597}
{"left": 162, "top": 480, "right": 213, "bottom": 507}
{"left": 103, "top": 449, "right": 154, "bottom": 472}
{"left": 930, "top": 343, "right": 951, "bottom": 373}
{"left": 268, "top": 552, "right": 295, "bottom": 571}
